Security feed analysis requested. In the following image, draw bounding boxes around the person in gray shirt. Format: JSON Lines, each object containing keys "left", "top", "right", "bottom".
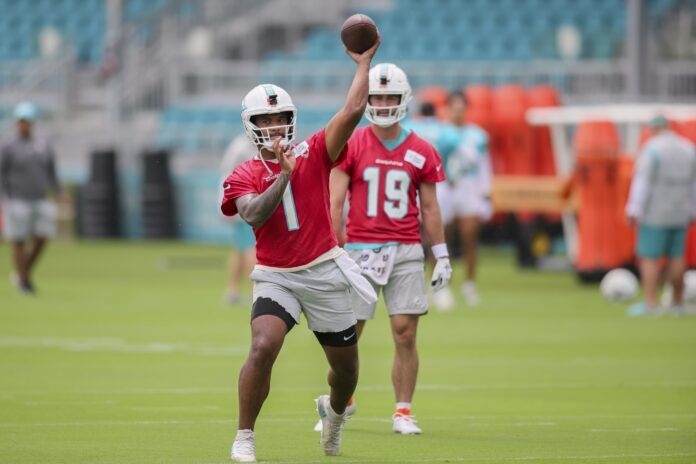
{"left": 0, "top": 102, "right": 61, "bottom": 294}
{"left": 625, "top": 115, "right": 696, "bottom": 316}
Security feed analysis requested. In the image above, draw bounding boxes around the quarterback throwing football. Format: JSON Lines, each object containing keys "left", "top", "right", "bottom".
{"left": 221, "top": 39, "right": 380, "bottom": 462}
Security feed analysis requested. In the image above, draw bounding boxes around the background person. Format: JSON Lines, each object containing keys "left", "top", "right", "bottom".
{"left": 220, "top": 134, "right": 257, "bottom": 304}
{"left": 0, "top": 102, "right": 61, "bottom": 294}
{"left": 626, "top": 115, "right": 696, "bottom": 316}
{"left": 444, "top": 93, "right": 493, "bottom": 307}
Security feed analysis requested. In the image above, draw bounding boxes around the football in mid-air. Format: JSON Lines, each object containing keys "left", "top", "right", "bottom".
{"left": 341, "top": 14, "right": 378, "bottom": 53}
{"left": 600, "top": 268, "right": 639, "bottom": 302}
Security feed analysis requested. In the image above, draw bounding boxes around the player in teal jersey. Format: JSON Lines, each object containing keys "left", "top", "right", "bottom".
{"left": 403, "top": 103, "right": 461, "bottom": 169}
{"left": 405, "top": 95, "right": 492, "bottom": 309}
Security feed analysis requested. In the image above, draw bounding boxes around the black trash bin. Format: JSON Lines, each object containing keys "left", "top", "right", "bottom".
{"left": 141, "top": 149, "right": 177, "bottom": 238}
{"left": 78, "top": 149, "right": 120, "bottom": 238}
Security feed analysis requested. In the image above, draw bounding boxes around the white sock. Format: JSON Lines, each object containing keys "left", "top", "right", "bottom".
{"left": 324, "top": 398, "right": 345, "bottom": 418}
{"left": 236, "top": 429, "right": 254, "bottom": 439}
{"left": 396, "top": 402, "right": 411, "bottom": 411}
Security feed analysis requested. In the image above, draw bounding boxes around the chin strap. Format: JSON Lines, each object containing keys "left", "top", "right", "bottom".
{"left": 254, "top": 145, "right": 274, "bottom": 175}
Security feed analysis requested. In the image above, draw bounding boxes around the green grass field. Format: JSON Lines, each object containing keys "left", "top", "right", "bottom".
{"left": 1, "top": 240, "right": 695, "bottom": 464}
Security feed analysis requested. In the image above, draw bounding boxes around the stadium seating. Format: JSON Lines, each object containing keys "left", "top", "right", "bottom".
{"left": 0, "top": 0, "right": 681, "bottom": 66}
{"left": 255, "top": 0, "right": 679, "bottom": 93}
{"left": 0, "top": 0, "right": 170, "bottom": 62}
{"left": 264, "top": 0, "right": 644, "bottom": 64}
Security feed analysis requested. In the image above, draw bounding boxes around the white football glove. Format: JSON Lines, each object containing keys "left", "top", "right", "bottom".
{"left": 431, "top": 258, "right": 452, "bottom": 293}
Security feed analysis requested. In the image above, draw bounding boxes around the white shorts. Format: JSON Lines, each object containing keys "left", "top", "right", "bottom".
{"left": 1, "top": 199, "right": 57, "bottom": 241}
{"left": 250, "top": 259, "right": 357, "bottom": 333}
{"left": 436, "top": 181, "right": 490, "bottom": 224}
{"left": 348, "top": 244, "right": 427, "bottom": 320}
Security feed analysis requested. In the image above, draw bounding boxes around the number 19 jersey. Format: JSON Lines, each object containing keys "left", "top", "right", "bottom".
{"left": 336, "top": 126, "right": 446, "bottom": 244}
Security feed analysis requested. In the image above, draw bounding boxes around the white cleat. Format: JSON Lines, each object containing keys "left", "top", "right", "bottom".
{"left": 392, "top": 412, "right": 422, "bottom": 435}
{"left": 314, "top": 398, "right": 356, "bottom": 431}
{"left": 432, "top": 286, "right": 455, "bottom": 312}
{"left": 231, "top": 429, "right": 256, "bottom": 462}
{"left": 315, "top": 395, "right": 347, "bottom": 456}
{"left": 461, "top": 281, "right": 480, "bottom": 307}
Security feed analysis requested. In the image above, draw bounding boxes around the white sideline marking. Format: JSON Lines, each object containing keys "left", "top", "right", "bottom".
{"left": 0, "top": 337, "right": 246, "bottom": 357}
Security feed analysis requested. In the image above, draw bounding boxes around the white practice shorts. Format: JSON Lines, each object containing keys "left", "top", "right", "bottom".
{"left": 1, "top": 199, "right": 57, "bottom": 241}
{"left": 348, "top": 244, "right": 427, "bottom": 320}
{"left": 250, "top": 259, "right": 357, "bottom": 333}
{"left": 436, "top": 181, "right": 490, "bottom": 224}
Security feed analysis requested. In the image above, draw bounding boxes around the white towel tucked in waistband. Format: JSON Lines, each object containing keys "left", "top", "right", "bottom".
{"left": 333, "top": 251, "right": 378, "bottom": 304}
{"left": 348, "top": 245, "right": 397, "bottom": 286}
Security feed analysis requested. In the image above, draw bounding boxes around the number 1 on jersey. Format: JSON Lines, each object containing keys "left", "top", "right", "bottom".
{"left": 282, "top": 182, "right": 299, "bottom": 231}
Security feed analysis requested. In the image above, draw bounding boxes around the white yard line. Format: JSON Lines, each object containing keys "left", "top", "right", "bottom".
{"left": 126, "top": 405, "right": 221, "bottom": 412}
{"left": 0, "top": 416, "right": 689, "bottom": 429}
{"left": 23, "top": 400, "right": 116, "bottom": 406}
{"left": 0, "top": 418, "right": 557, "bottom": 429}
{"left": 108, "top": 381, "right": 696, "bottom": 395}
{"left": 0, "top": 418, "right": 235, "bottom": 428}
{"left": 198, "top": 452, "right": 696, "bottom": 464}
{"left": 588, "top": 427, "right": 679, "bottom": 432}
{"left": 0, "top": 337, "right": 247, "bottom": 357}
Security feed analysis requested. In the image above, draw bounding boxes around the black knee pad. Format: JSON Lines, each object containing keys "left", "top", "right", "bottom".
{"left": 314, "top": 325, "right": 358, "bottom": 347}
{"left": 251, "top": 297, "right": 296, "bottom": 332}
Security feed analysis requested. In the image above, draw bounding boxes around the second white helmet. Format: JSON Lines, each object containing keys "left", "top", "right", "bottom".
{"left": 365, "top": 63, "right": 412, "bottom": 127}
{"left": 241, "top": 84, "right": 297, "bottom": 149}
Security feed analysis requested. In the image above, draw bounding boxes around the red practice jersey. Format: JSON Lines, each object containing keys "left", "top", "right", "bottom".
{"left": 337, "top": 126, "right": 445, "bottom": 244}
{"left": 221, "top": 130, "right": 347, "bottom": 268}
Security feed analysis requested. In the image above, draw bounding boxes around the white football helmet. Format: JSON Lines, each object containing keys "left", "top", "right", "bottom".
{"left": 365, "top": 63, "right": 412, "bottom": 127}
{"left": 241, "top": 84, "right": 297, "bottom": 150}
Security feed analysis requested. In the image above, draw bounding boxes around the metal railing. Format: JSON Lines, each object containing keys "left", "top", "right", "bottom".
{"left": 169, "top": 57, "right": 696, "bottom": 104}
{"left": 654, "top": 61, "right": 696, "bottom": 99}
{"left": 0, "top": 55, "right": 75, "bottom": 107}
{"left": 0, "top": 55, "right": 76, "bottom": 139}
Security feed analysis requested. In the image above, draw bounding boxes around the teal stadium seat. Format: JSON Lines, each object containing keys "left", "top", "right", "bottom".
{"left": 0, "top": 0, "right": 174, "bottom": 62}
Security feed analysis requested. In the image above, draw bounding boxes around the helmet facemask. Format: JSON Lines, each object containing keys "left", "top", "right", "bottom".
{"left": 241, "top": 84, "right": 297, "bottom": 151}
{"left": 242, "top": 109, "right": 297, "bottom": 150}
{"left": 365, "top": 94, "right": 411, "bottom": 127}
